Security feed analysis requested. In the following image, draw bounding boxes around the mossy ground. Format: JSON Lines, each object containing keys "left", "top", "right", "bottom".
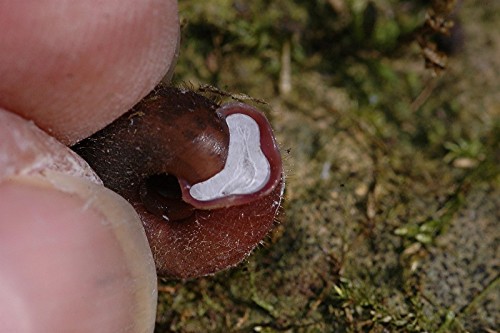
{"left": 155, "top": 1, "right": 499, "bottom": 332}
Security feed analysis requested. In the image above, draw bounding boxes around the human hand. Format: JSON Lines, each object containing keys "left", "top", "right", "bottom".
{"left": 0, "top": 1, "right": 178, "bottom": 332}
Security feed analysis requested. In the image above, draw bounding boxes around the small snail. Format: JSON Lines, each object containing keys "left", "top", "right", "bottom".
{"left": 73, "top": 85, "right": 284, "bottom": 279}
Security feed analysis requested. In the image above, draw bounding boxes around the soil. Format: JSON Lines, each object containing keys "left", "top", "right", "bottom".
{"left": 155, "top": 1, "right": 499, "bottom": 332}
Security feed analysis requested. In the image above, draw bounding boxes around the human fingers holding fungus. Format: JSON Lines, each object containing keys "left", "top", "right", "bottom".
{"left": 0, "top": 0, "right": 178, "bottom": 332}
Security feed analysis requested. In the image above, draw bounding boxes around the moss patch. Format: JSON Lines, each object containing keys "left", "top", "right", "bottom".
{"left": 156, "top": 0, "right": 499, "bottom": 332}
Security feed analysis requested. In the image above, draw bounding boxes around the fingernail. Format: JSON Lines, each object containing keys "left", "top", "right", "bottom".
{"left": 0, "top": 173, "right": 157, "bottom": 332}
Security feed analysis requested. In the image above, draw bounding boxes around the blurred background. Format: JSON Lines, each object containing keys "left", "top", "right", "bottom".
{"left": 157, "top": 0, "right": 499, "bottom": 332}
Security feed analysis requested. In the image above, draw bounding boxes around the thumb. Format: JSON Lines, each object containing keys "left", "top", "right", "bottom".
{"left": 0, "top": 110, "right": 157, "bottom": 332}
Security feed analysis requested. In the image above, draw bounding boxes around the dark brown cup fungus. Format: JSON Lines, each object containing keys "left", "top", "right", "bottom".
{"left": 72, "top": 85, "right": 284, "bottom": 279}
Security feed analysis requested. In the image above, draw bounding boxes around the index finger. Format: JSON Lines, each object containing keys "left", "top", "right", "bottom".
{"left": 0, "top": 0, "right": 179, "bottom": 145}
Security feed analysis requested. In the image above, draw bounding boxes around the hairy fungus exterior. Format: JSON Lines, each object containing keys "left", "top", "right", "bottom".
{"left": 73, "top": 86, "right": 284, "bottom": 279}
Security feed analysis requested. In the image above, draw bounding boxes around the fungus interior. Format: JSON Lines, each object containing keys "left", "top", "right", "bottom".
{"left": 189, "top": 113, "right": 270, "bottom": 201}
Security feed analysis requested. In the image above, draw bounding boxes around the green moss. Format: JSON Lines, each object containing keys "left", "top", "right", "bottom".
{"left": 156, "top": 0, "right": 500, "bottom": 332}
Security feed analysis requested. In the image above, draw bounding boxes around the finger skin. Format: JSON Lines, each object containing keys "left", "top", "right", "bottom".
{"left": 0, "top": 110, "right": 157, "bottom": 332}
{"left": 0, "top": 109, "right": 100, "bottom": 183}
{"left": 0, "top": 0, "right": 179, "bottom": 145}
{"left": 0, "top": 180, "right": 157, "bottom": 333}
{"left": 0, "top": 1, "right": 179, "bottom": 330}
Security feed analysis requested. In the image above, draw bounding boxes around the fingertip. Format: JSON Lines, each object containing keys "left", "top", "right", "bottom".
{"left": 0, "top": 0, "right": 179, "bottom": 144}
{"left": 0, "top": 175, "right": 157, "bottom": 332}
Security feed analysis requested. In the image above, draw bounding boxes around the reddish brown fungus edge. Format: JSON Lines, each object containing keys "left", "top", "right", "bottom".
{"left": 72, "top": 86, "right": 285, "bottom": 278}
{"left": 179, "top": 102, "right": 283, "bottom": 209}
